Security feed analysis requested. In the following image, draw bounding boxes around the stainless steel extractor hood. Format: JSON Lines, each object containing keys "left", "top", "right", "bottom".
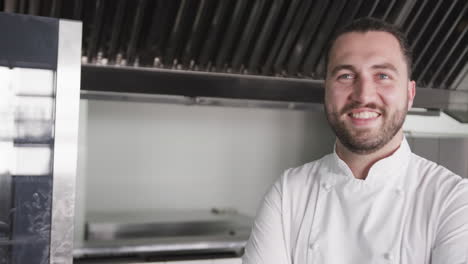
{"left": 2, "top": 0, "right": 468, "bottom": 119}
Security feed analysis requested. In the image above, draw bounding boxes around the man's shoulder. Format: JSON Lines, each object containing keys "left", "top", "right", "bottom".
{"left": 409, "top": 152, "right": 468, "bottom": 197}
{"left": 281, "top": 153, "right": 333, "bottom": 186}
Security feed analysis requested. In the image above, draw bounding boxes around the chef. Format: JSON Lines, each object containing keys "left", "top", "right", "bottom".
{"left": 243, "top": 17, "right": 468, "bottom": 264}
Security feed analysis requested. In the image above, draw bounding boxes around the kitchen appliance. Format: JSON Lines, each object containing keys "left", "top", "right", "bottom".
{"left": 74, "top": 209, "right": 251, "bottom": 263}
{"left": 0, "top": 12, "right": 81, "bottom": 264}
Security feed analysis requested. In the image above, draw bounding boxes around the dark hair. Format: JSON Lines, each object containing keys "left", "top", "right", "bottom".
{"left": 325, "top": 17, "right": 413, "bottom": 78}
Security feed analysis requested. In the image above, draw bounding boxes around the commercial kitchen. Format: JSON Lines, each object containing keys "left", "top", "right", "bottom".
{"left": 0, "top": 0, "right": 468, "bottom": 263}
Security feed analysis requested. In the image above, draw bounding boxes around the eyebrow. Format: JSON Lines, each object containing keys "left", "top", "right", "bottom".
{"left": 371, "top": 63, "right": 398, "bottom": 74}
{"left": 329, "top": 64, "right": 355, "bottom": 76}
{"left": 329, "top": 63, "right": 399, "bottom": 76}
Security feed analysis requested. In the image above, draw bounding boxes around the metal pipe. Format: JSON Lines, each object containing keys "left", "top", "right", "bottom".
{"left": 404, "top": 0, "right": 429, "bottom": 35}
{"left": 441, "top": 43, "right": 468, "bottom": 89}
{"left": 18, "top": 0, "right": 27, "bottom": 13}
{"left": 231, "top": 0, "right": 266, "bottom": 73}
{"left": 333, "top": 0, "right": 364, "bottom": 30}
{"left": 28, "top": 0, "right": 41, "bottom": 15}
{"left": 50, "top": 0, "right": 62, "bottom": 17}
{"left": 416, "top": 0, "right": 464, "bottom": 83}
{"left": 214, "top": 0, "right": 249, "bottom": 71}
{"left": 165, "top": 0, "right": 194, "bottom": 67}
{"left": 451, "top": 63, "right": 468, "bottom": 91}
{"left": 410, "top": 0, "right": 444, "bottom": 50}
{"left": 248, "top": 0, "right": 284, "bottom": 74}
{"left": 428, "top": 21, "right": 468, "bottom": 87}
{"left": 273, "top": 0, "right": 315, "bottom": 75}
{"left": 393, "top": 0, "right": 418, "bottom": 26}
{"left": 126, "top": 0, "right": 148, "bottom": 65}
{"left": 288, "top": 0, "right": 332, "bottom": 76}
{"left": 198, "top": 0, "right": 231, "bottom": 69}
{"left": 382, "top": 0, "right": 398, "bottom": 20}
{"left": 72, "top": 0, "right": 82, "bottom": 19}
{"left": 143, "top": 1, "right": 167, "bottom": 66}
{"left": 367, "top": 0, "right": 380, "bottom": 17}
{"left": 4, "top": 0, "right": 16, "bottom": 13}
{"left": 107, "top": 0, "right": 126, "bottom": 64}
{"left": 261, "top": 0, "right": 301, "bottom": 75}
{"left": 301, "top": 0, "right": 348, "bottom": 77}
{"left": 86, "top": 0, "right": 105, "bottom": 61}
{"left": 181, "top": 0, "right": 214, "bottom": 68}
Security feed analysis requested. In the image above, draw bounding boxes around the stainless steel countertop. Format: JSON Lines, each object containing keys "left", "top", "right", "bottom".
{"left": 73, "top": 209, "right": 252, "bottom": 259}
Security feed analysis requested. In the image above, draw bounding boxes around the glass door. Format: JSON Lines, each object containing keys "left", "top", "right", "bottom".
{"left": 0, "top": 67, "right": 55, "bottom": 264}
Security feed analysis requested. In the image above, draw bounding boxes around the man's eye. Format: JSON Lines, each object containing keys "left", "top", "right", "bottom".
{"left": 338, "top": 74, "right": 354, "bottom": 80}
{"left": 378, "top": 73, "right": 390, "bottom": 80}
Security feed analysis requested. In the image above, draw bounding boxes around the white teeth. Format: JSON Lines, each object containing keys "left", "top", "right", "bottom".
{"left": 351, "top": 111, "right": 379, "bottom": 119}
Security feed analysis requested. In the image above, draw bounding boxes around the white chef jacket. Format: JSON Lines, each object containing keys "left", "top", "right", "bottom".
{"left": 243, "top": 138, "right": 468, "bottom": 264}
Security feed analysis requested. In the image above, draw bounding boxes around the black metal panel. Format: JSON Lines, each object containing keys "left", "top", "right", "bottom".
{"left": 39, "top": 0, "right": 52, "bottom": 17}
{"left": 409, "top": 0, "right": 444, "bottom": 50}
{"left": 231, "top": 0, "right": 266, "bottom": 73}
{"left": 181, "top": 0, "right": 215, "bottom": 69}
{"left": 332, "top": 0, "right": 364, "bottom": 31}
{"left": 261, "top": 0, "right": 300, "bottom": 75}
{"left": 85, "top": 0, "right": 105, "bottom": 60}
{"left": 27, "top": 0, "right": 40, "bottom": 15}
{"left": 382, "top": 0, "right": 398, "bottom": 20}
{"left": 50, "top": 0, "right": 62, "bottom": 17}
{"left": 4, "top": 0, "right": 15, "bottom": 12}
{"left": 452, "top": 64, "right": 468, "bottom": 91}
{"left": 17, "top": 0, "right": 25, "bottom": 13}
{"left": 301, "top": 0, "right": 347, "bottom": 77}
{"left": 106, "top": 0, "right": 125, "bottom": 64}
{"left": 111, "top": 1, "right": 139, "bottom": 65}
{"left": 81, "top": 65, "right": 468, "bottom": 112}
{"left": 140, "top": 0, "right": 174, "bottom": 66}
{"left": 0, "top": 12, "right": 58, "bottom": 69}
{"left": 214, "top": 0, "right": 249, "bottom": 71}
{"left": 404, "top": 0, "right": 429, "bottom": 35}
{"left": 287, "top": 0, "right": 330, "bottom": 76}
{"left": 164, "top": 0, "right": 198, "bottom": 68}
{"left": 248, "top": 0, "right": 284, "bottom": 74}
{"left": 392, "top": 0, "right": 418, "bottom": 25}
{"left": 416, "top": 0, "right": 465, "bottom": 84}
{"left": 273, "top": 0, "right": 314, "bottom": 75}
{"left": 3, "top": 0, "right": 466, "bottom": 106}
{"left": 441, "top": 44, "right": 468, "bottom": 90}
{"left": 72, "top": 0, "right": 82, "bottom": 19}
{"left": 125, "top": 0, "right": 147, "bottom": 65}
{"left": 429, "top": 24, "right": 468, "bottom": 88}
{"left": 198, "top": 0, "right": 232, "bottom": 69}
{"left": 312, "top": 0, "right": 364, "bottom": 77}
{"left": 81, "top": 65, "right": 325, "bottom": 103}
{"left": 367, "top": 0, "right": 380, "bottom": 17}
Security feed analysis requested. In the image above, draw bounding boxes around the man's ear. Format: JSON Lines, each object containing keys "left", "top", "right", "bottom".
{"left": 407, "top": 80, "right": 416, "bottom": 110}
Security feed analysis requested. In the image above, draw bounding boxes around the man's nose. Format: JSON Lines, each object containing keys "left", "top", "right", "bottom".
{"left": 350, "top": 76, "right": 376, "bottom": 104}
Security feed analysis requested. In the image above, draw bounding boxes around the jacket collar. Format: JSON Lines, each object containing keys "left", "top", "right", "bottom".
{"left": 325, "top": 137, "right": 412, "bottom": 188}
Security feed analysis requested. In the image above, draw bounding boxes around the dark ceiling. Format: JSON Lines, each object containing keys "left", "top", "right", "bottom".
{"left": 2, "top": 0, "right": 468, "bottom": 92}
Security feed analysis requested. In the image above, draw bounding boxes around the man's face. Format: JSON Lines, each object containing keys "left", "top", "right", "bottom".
{"left": 324, "top": 31, "right": 416, "bottom": 154}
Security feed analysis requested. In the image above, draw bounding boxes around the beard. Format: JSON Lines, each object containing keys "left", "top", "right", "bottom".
{"left": 325, "top": 101, "right": 408, "bottom": 155}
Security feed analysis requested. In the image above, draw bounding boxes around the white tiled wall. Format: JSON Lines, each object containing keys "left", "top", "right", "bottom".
{"left": 408, "top": 136, "right": 468, "bottom": 178}
{"left": 81, "top": 100, "right": 335, "bottom": 217}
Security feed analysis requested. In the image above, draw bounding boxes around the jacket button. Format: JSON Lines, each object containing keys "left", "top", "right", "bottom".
{"left": 309, "top": 242, "right": 319, "bottom": 251}
{"left": 322, "top": 183, "right": 332, "bottom": 191}
{"left": 384, "top": 252, "right": 393, "bottom": 261}
{"left": 395, "top": 187, "right": 404, "bottom": 196}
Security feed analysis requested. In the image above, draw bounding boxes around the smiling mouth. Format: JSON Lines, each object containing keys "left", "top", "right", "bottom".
{"left": 349, "top": 111, "right": 381, "bottom": 119}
